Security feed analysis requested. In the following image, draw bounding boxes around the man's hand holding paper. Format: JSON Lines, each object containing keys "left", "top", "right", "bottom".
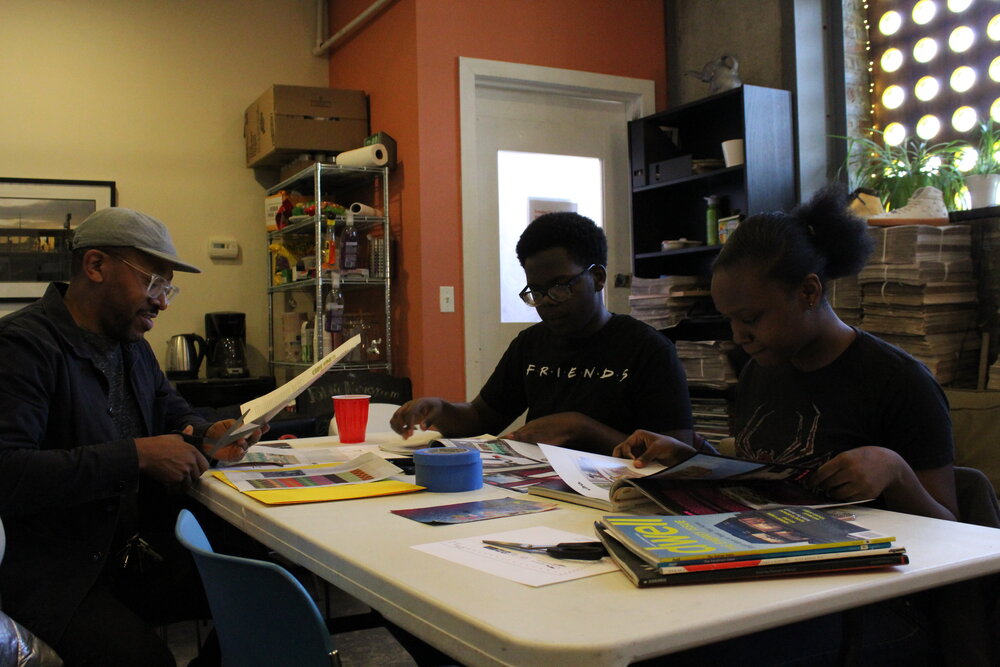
{"left": 203, "top": 335, "right": 363, "bottom": 455}
{"left": 204, "top": 418, "right": 269, "bottom": 461}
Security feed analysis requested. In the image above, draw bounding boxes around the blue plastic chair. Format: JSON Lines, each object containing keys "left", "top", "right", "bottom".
{"left": 175, "top": 509, "right": 342, "bottom": 667}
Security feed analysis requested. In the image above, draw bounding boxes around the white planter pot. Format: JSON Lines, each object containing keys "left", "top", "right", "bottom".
{"left": 965, "top": 174, "right": 1000, "bottom": 209}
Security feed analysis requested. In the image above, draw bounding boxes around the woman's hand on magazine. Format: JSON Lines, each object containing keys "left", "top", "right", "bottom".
{"left": 810, "top": 446, "right": 905, "bottom": 501}
{"left": 613, "top": 430, "right": 698, "bottom": 468}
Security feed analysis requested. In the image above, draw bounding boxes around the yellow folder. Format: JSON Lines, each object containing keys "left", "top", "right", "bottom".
{"left": 209, "top": 465, "right": 424, "bottom": 505}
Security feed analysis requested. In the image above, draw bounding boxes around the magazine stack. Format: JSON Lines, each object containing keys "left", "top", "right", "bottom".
{"left": 674, "top": 340, "right": 738, "bottom": 389}
{"left": 595, "top": 506, "right": 908, "bottom": 587}
{"left": 629, "top": 275, "right": 710, "bottom": 330}
{"left": 689, "top": 395, "right": 731, "bottom": 448}
{"left": 827, "top": 275, "right": 862, "bottom": 325}
{"left": 858, "top": 224, "right": 980, "bottom": 385}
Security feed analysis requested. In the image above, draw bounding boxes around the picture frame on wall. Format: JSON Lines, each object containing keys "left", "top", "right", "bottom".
{"left": 0, "top": 177, "right": 116, "bottom": 302}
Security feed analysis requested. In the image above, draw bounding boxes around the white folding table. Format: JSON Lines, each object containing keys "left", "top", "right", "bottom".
{"left": 190, "top": 435, "right": 1000, "bottom": 666}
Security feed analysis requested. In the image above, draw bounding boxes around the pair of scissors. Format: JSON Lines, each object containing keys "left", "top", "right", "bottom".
{"left": 481, "top": 540, "right": 607, "bottom": 560}
{"left": 177, "top": 409, "right": 252, "bottom": 460}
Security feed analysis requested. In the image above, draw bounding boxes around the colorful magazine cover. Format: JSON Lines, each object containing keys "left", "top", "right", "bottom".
{"left": 600, "top": 506, "right": 894, "bottom": 568}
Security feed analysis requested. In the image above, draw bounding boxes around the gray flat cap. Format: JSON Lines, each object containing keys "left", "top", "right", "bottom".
{"left": 73, "top": 207, "right": 200, "bottom": 273}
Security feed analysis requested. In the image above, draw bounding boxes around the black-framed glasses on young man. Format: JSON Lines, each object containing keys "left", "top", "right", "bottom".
{"left": 518, "top": 263, "right": 598, "bottom": 307}
{"left": 106, "top": 252, "right": 181, "bottom": 304}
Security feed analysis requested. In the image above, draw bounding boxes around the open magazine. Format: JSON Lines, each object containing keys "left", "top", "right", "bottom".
{"left": 609, "top": 452, "right": 856, "bottom": 515}
{"left": 527, "top": 444, "right": 666, "bottom": 510}
{"left": 529, "top": 446, "right": 854, "bottom": 515}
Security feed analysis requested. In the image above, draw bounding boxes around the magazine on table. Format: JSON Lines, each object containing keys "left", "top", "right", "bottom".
{"left": 526, "top": 443, "right": 666, "bottom": 511}
{"left": 597, "top": 506, "right": 900, "bottom": 571}
{"left": 593, "top": 522, "right": 908, "bottom": 587}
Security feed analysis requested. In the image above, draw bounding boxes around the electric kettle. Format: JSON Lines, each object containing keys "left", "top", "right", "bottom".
{"left": 166, "top": 333, "right": 206, "bottom": 380}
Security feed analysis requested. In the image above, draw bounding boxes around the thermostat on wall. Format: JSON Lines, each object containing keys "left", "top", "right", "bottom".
{"left": 207, "top": 236, "right": 239, "bottom": 259}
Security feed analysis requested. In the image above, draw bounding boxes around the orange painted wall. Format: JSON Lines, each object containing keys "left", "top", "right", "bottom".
{"left": 327, "top": 0, "right": 666, "bottom": 399}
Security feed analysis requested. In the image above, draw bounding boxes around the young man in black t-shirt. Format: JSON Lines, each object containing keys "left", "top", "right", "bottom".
{"left": 390, "top": 212, "right": 692, "bottom": 454}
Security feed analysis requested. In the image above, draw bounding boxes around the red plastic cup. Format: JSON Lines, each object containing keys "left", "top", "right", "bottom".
{"left": 332, "top": 394, "right": 370, "bottom": 443}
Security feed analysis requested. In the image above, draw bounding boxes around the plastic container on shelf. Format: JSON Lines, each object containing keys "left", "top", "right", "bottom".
{"left": 705, "top": 195, "right": 720, "bottom": 246}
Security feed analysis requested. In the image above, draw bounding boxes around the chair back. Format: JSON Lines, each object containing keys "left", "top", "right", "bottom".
{"left": 175, "top": 510, "right": 339, "bottom": 667}
{"left": 954, "top": 466, "right": 1000, "bottom": 528}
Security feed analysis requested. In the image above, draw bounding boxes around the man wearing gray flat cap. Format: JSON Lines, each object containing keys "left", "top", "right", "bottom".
{"left": 0, "top": 207, "right": 264, "bottom": 665}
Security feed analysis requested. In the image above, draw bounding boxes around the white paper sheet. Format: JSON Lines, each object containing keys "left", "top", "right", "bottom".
{"left": 411, "top": 526, "right": 617, "bottom": 587}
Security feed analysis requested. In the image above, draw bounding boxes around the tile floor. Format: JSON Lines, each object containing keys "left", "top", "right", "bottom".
{"left": 162, "top": 572, "right": 418, "bottom": 666}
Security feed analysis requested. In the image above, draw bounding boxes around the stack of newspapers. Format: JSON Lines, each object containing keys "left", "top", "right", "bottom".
{"left": 629, "top": 275, "right": 711, "bottom": 330}
{"left": 595, "top": 506, "right": 908, "bottom": 587}
{"left": 858, "top": 224, "right": 979, "bottom": 385}
{"left": 674, "top": 339, "right": 737, "bottom": 389}
{"left": 689, "top": 395, "right": 731, "bottom": 447}
{"left": 989, "top": 354, "right": 1000, "bottom": 390}
{"left": 828, "top": 275, "right": 862, "bottom": 325}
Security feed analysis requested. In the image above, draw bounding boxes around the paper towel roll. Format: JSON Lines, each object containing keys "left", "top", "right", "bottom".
{"left": 349, "top": 202, "right": 382, "bottom": 216}
{"left": 336, "top": 144, "right": 389, "bottom": 168}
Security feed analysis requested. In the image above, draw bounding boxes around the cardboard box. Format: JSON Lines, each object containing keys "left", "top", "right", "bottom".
{"left": 279, "top": 158, "right": 324, "bottom": 183}
{"left": 245, "top": 85, "right": 369, "bottom": 168}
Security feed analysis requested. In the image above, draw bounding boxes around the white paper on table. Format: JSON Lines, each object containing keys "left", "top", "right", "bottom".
{"left": 220, "top": 451, "right": 402, "bottom": 492}
{"left": 437, "top": 437, "right": 547, "bottom": 471}
{"left": 215, "top": 445, "right": 376, "bottom": 470}
{"left": 217, "top": 335, "right": 362, "bottom": 445}
{"left": 538, "top": 443, "right": 664, "bottom": 502}
{"left": 411, "top": 526, "right": 617, "bottom": 587}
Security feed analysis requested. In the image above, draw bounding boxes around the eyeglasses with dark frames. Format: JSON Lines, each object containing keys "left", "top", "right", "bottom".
{"left": 518, "top": 264, "right": 598, "bottom": 307}
{"left": 106, "top": 252, "right": 180, "bottom": 304}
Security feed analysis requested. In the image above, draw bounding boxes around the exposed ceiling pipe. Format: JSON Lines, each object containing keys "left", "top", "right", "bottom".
{"left": 313, "top": 0, "right": 395, "bottom": 57}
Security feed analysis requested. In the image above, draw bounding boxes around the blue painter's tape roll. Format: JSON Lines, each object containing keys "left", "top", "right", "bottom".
{"left": 413, "top": 447, "right": 483, "bottom": 492}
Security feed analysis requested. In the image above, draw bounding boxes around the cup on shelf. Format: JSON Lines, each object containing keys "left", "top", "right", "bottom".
{"left": 721, "top": 139, "right": 745, "bottom": 168}
{"left": 332, "top": 394, "right": 370, "bottom": 443}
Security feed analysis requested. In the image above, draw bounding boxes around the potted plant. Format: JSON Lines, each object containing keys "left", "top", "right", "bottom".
{"left": 838, "top": 129, "right": 966, "bottom": 212}
{"left": 962, "top": 119, "right": 1000, "bottom": 209}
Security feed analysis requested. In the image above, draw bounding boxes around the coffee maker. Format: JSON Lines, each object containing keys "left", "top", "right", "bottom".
{"left": 205, "top": 311, "right": 249, "bottom": 378}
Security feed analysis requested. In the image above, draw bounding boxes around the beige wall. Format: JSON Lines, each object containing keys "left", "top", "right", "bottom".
{"left": 670, "top": 0, "right": 786, "bottom": 106}
{"left": 0, "top": 0, "right": 326, "bottom": 375}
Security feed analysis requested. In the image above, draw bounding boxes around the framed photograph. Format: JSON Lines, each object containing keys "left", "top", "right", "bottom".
{"left": 0, "top": 178, "right": 116, "bottom": 301}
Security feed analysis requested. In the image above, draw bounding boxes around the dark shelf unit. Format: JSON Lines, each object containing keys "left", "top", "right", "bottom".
{"left": 629, "top": 85, "right": 796, "bottom": 422}
{"left": 629, "top": 84, "right": 796, "bottom": 280}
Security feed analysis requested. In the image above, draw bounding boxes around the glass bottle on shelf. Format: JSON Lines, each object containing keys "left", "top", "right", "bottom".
{"left": 340, "top": 212, "right": 360, "bottom": 270}
{"left": 300, "top": 319, "right": 313, "bottom": 364}
{"left": 323, "top": 287, "right": 345, "bottom": 353}
{"left": 321, "top": 215, "right": 338, "bottom": 270}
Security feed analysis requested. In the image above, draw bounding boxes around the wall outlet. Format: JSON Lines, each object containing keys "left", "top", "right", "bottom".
{"left": 439, "top": 286, "right": 455, "bottom": 312}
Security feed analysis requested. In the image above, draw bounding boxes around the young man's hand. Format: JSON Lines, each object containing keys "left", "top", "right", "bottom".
{"left": 391, "top": 398, "right": 446, "bottom": 439}
{"left": 613, "top": 430, "right": 698, "bottom": 467}
{"left": 503, "top": 413, "right": 581, "bottom": 446}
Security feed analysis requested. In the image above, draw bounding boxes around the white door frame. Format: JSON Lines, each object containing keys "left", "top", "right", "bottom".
{"left": 459, "top": 56, "right": 655, "bottom": 399}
